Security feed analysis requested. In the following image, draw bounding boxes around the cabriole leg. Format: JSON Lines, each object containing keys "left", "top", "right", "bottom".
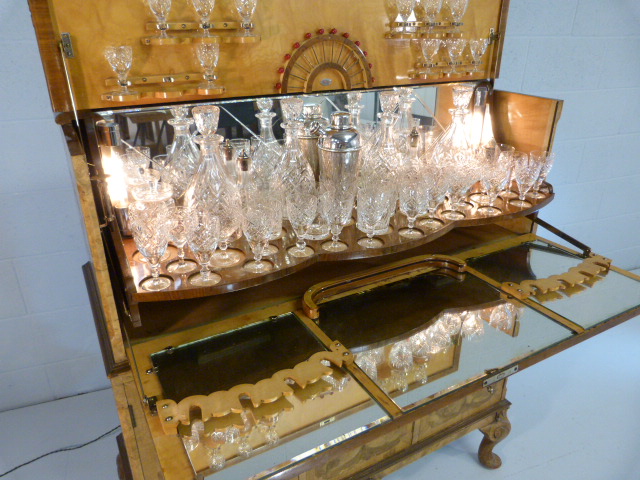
{"left": 478, "top": 409, "right": 511, "bottom": 469}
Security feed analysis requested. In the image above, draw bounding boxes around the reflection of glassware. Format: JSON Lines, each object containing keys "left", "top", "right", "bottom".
{"left": 167, "top": 206, "right": 198, "bottom": 274}
{"left": 191, "top": 0, "right": 216, "bottom": 37}
{"left": 205, "top": 430, "right": 226, "bottom": 470}
{"left": 420, "top": 39, "right": 442, "bottom": 76}
{"left": 395, "top": 87, "right": 415, "bottom": 153}
{"left": 195, "top": 43, "right": 221, "bottom": 91}
{"left": 469, "top": 38, "right": 489, "bottom": 73}
{"left": 257, "top": 414, "right": 279, "bottom": 447}
{"left": 104, "top": 46, "right": 137, "bottom": 96}
{"left": 444, "top": 38, "right": 467, "bottom": 75}
{"left": 398, "top": 129, "right": 428, "bottom": 238}
{"left": 186, "top": 208, "right": 222, "bottom": 286}
{"left": 146, "top": 0, "right": 173, "bottom": 38}
{"left": 234, "top": 0, "right": 257, "bottom": 36}
{"left": 510, "top": 151, "right": 540, "bottom": 208}
{"left": 461, "top": 310, "right": 484, "bottom": 340}
{"left": 530, "top": 150, "right": 556, "bottom": 198}
{"left": 128, "top": 202, "right": 174, "bottom": 291}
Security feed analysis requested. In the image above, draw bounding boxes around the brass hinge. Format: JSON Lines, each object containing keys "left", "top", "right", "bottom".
{"left": 488, "top": 28, "right": 500, "bottom": 45}
{"left": 484, "top": 365, "right": 518, "bottom": 389}
{"left": 60, "top": 33, "right": 75, "bottom": 58}
{"left": 127, "top": 404, "right": 137, "bottom": 428}
{"left": 143, "top": 395, "right": 158, "bottom": 415}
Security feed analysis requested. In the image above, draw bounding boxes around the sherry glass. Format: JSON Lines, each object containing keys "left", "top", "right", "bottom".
{"left": 530, "top": 150, "right": 556, "bottom": 198}
{"left": 195, "top": 43, "right": 221, "bottom": 92}
{"left": 243, "top": 195, "right": 276, "bottom": 273}
{"left": 257, "top": 414, "right": 280, "bottom": 447}
{"left": 396, "top": 0, "right": 416, "bottom": 31}
{"left": 510, "top": 151, "right": 541, "bottom": 208}
{"left": 128, "top": 202, "right": 174, "bottom": 291}
{"left": 286, "top": 190, "right": 317, "bottom": 258}
{"left": 191, "top": 0, "right": 216, "bottom": 38}
{"left": 234, "top": 0, "right": 257, "bottom": 36}
{"left": 166, "top": 206, "right": 198, "bottom": 274}
{"left": 420, "top": 39, "right": 442, "bottom": 76}
{"left": 469, "top": 38, "right": 489, "bottom": 73}
{"left": 356, "top": 180, "right": 394, "bottom": 248}
{"left": 417, "top": 164, "right": 446, "bottom": 229}
{"left": 203, "top": 430, "right": 226, "bottom": 471}
{"left": 445, "top": 0, "right": 469, "bottom": 31}
{"left": 104, "top": 46, "right": 138, "bottom": 97}
{"left": 418, "top": 0, "right": 443, "bottom": 28}
{"left": 320, "top": 184, "right": 355, "bottom": 252}
{"left": 477, "top": 143, "right": 514, "bottom": 215}
{"left": 146, "top": 0, "right": 173, "bottom": 39}
{"left": 398, "top": 132, "right": 428, "bottom": 238}
{"left": 186, "top": 208, "right": 222, "bottom": 286}
{"left": 444, "top": 38, "right": 467, "bottom": 75}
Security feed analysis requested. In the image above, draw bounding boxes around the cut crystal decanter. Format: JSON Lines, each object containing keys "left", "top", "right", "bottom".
{"left": 184, "top": 106, "right": 242, "bottom": 249}
{"left": 163, "top": 107, "right": 199, "bottom": 204}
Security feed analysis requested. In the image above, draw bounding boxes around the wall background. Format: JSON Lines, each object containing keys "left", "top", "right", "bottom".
{"left": 0, "top": 0, "right": 638, "bottom": 412}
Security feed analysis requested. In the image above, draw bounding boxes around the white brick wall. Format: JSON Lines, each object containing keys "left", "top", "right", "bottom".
{"left": 495, "top": 0, "right": 640, "bottom": 269}
{"left": 0, "top": 0, "right": 638, "bottom": 411}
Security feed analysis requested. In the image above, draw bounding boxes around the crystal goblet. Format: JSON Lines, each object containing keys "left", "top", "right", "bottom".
{"left": 445, "top": 0, "right": 469, "bottom": 31}
{"left": 195, "top": 43, "right": 221, "bottom": 92}
{"left": 510, "top": 151, "right": 541, "bottom": 208}
{"left": 286, "top": 190, "right": 316, "bottom": 258}
{"left": 418, "top": 0, "right": 443, "bottom": 28}
{"left": 186, "top": 209, "right": 222, "bottom": 287}
{"left": 243, "top": 196, "right": 276, "bottom": 273}
{"left": 104, "top": 46, "right": 138, "bottom": 96}
{"left": 128, "top": 202, "right": 174, "bottom": 291}
{"left": 530, "top": 150, "right": 556, "bottom": 198}
{"left": 444, "top": 38, "right": 467, "bottom": 75}
{"left": 191, "top": 0, "right": 216, "bottom": 37}
{"left": 320, "top": 184, "right": 355, "bottom": 252}
{"left": 166, "top": 206, "right": 198, "bottom": 274}
{"left": 234, "top": 0, "right": 257, "bottom": 36}
{"left": 469, "top": 38, "right": 489, "bottom": 73}
{"left": 356, "top": 182, "right": 393, "bottom": 248}
{"left": 146, "top": 0, "right": 173, "bottom": 39}
{"left": 420, "top": 38, "right": 442, "bottom": 76}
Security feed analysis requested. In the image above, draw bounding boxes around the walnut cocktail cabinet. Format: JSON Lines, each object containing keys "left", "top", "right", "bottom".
{"left": 27, "top": 0, "right": 640, "bottom": 478}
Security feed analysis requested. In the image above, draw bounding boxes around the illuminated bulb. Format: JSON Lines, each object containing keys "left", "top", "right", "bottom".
{"left": 100, "top": 146, "right": 128, "bottom": 208}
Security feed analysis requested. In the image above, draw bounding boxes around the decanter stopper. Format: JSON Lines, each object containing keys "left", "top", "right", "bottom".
{"left": 256, "top": 97, "right": 273, "bottom": 113}
{"left": 281, "top": 97, "right": 304, "bottom": 125}
{"left": 192, "top": 105, "right": 220, "bottom": 136}
{"left": 379, "top": 91, "right": 400, "bottom": 115}
{"left": 170, "top": 106, "right": 189, "bottom": 120}
{"left": 452, "top": 84, "right": 475, "bottom": 110}
{"left": 346, "top": 91, "right": 363, "bottom": 107}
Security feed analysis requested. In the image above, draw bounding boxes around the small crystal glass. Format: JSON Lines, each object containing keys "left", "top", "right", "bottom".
{"left": 186, "top": 209, "right": 222, "bottom": 287}
{"left": 419, "top": 0, "right": 443, "bottom": 28}
{"left": 530, "top": 150, "right": 556, "bottom": 198}
{"left": 191, "top": 0, "right": 216, "bottom": 37}
{"left": 396, "top": 0, "right": 416, "bottom": 32}
{"left": 510, "top": 151, "right": 541, "bottom": 208}
{"left": 445, "top": 0, "right": 469, "bottom": 31}
{"left": 243, "top": 196, "right": 276, "bottom": 273}
{"left": 104, "top": 46, "right": 137, "bottom": 96}
{"left": 286, "top": 191, "right": 317, "bottom": 258}
{"left": 195, "top": 43, "right": 221, "bottom": 91}
{"left": 444, "top": 38, "right": 467, "bottom": 75}
{"left": 234, "top": 0, "right": 257, "bottom": 36}
{"left": 167, "top": 206, "right": 198, "bottom": 274}
{"left": 469, "top": 38, "right": 489, "bottom": 73}
{"left": 128, "top": 202, "right": 174, "bottom": 291}
{"left": 146, "top": 0, "right": 173, "bottom": 39}
{"left": 356, "top": 184, "right": 391, "bottom": 249}
{"left": 420, "top": 38, "right": 442, "bottom": 76}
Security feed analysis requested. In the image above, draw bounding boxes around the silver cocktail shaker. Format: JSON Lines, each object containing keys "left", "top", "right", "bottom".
{"left": 299, "top": 103, "right": 329, "bottom": 182}
{"left": 318, "top": 112, "right": 362, "bottom": 196}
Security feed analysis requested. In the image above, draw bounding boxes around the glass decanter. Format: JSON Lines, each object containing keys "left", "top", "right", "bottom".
{"left": 164, "top": 107, "right": 200, "bottom": 204}
{"left": 279, "top": 98, "right": 317, "bottom": 257}
{"left": 394, "top": 87, "right": 416, "bottom": 155}
{"left": 184, "top": 106, "right": 243, "bottom": 267}
{"left": 346, "top": 92, "right": 365, "bottom": 130}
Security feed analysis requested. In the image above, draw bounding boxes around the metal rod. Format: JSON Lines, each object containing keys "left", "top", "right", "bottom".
{"left": 533, "top": 217, "right": 592, "bottom": 257}
{"left": 413, "top": 93, "right": 445, "bottom": 131}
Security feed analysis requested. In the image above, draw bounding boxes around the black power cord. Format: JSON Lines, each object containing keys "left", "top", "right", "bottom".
{"left": 0, "top": 425, "right": 121, "bottom": 478}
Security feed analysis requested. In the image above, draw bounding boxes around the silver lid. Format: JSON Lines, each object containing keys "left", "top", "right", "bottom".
{"left": 300, "top": 103, "right": 329, "bottom": 138}
{"left": 318, "top": 112, "right": 361, "bottom": 152}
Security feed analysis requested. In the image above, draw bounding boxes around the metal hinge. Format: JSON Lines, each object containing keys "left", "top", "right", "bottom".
{"left": 127, "top": 404, "right": 137, "bottom": 428}
{"left": 143, "top": 395, "right": 158, "bottom": 415}
{"left": 60, "top": 33, "right": 75, "bottom": 58}
{"left": 484, "top": 365, "right": 518, "bottom": 389}
{"left": 488, "top": 28, "right": 500, "bottom": 45}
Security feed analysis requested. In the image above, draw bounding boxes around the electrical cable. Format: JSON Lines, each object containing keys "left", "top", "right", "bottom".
{"left": 0, "top": 425, "right": 121, "bottom": 478}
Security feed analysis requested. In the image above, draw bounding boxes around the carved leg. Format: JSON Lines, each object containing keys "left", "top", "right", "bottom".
{"left": 478, "top": 409, "right": 511, "bottom": 469}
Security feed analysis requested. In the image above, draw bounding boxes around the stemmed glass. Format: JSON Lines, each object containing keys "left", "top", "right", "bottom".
{"left": 510, "top": 151, "right": 541, "bottom": 208}
{"left": 529, "top": 150, "right": 556, "bottom": 198}
{"left": 203, "top": 430, "right": 226, "bottom": 471}
{"left": 445, "top": 0, "right": 469, "bottom": 31}
{"left": 417, "top": 165, "right": 446, "bottom": 230}
{"left": 186, "top": 208, "right": 222, "bottom": 287}
{"left": 286, "top": 190, "right": 317, "bottom": 258}
{"left": 357, "top": 181, "right": 394, "bottom": 248}
{"left": 420, "top": 39, "right": 442, "bottom": 76}
{"left": 469, "top": 38, "right": 489, "bottom": 73}
{"left": 104, "top": 46, "right": 138, "bottom": 97}
{"left": 398, "top": 135, "right": 428, "bottom": 239}
{"left": 444, "top": 38, "right": 467, "bottom": 75}
{"left": 146, "top": 0, "right": 173, "bottom": 39}
{"left": 191, "top": 0, "right": 216, "bottom": 38}
{"left": 166, "top": 206, "right": 198, "bottom": 274}
{"left": 396, "top": 0, "right": 416, "bottom": 31}
{"left": 320, "top": 184, "right": 355, "bottom": 252}
{"left": 477, "top": 143, "right": 515, "bottom": 215}
{"left": 195, "top": 43, "right": 221, "bottom": 93}
{"left": 128, "top": 202, "right": 174, "bottom": 291}
{"left": 418, "top": 0, "right": 443, "bottom": 28}
{"left": 243, "top": 195, "right": 276, "bottom": 273}
{"left": 234, "top": 0, "right": 257, "bottom": 36}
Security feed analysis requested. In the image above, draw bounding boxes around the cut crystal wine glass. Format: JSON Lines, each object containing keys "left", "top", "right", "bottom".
{"left": 195, "top": 43, "right": 221, "bottom": 92}
{"left": 418, "top": 0, "right": 443, "bottom": 27}
{"left": 242, "top": 194, "right": 276, "bottom": 273}
{"left": 186, "top": 208, "right": 222, "bottom": 286}
{"left": 469, "top": 38, "right": 489, "bottom": 73}
{"left": 510, "top": 151, "right": 541, "bottom": 208}
{"left": 104, "top": 46, "right": 137, "bottom": 97}
{"left": 417, "top": 163, "right": 446, "bottom": 229}
{"left": 530, "top": 150, "right": 556, "bottom": 198}
{"left": 234, "top": 0, "right": 257, "bottom": 36}
{"left": 167, "top": 206, "right": 198, "bottom": 274}
{"left": 445, "top": 0, "right": 469, "bottom": 31}
{"left": 477, "top": 143, "right": 514, "bottom": 215}
{"left": 356, "top": 179, "right": 394, "bottom": 248}
{"left": 191, "top": 0, "right": 216, "bottom": 37}
{"left": 396, "top": 0, "right": 416, "bottom": 31}
{"left": 420, "top": 38, "right": 441, "bottom": 76}
{"left": 398, "top": 131, "right": 428, "bottom": 238}
{"left": 128, "top": 201, "right": 174, "bottom": 291}
{"left": 444, "top": 38, "right": 467, "bottom": 75}
{"left": 320, "top": 183, "right": 355, "bottom": 252}
{"left": 146, "top": 0, "right": 173, "bottom": 39}
{"left": 286, "top": 190, "right": 316, "bottom": 258}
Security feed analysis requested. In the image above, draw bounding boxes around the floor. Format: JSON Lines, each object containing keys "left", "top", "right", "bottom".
{"left": 0, "top": 319, "right": 639, "bottom": 480}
